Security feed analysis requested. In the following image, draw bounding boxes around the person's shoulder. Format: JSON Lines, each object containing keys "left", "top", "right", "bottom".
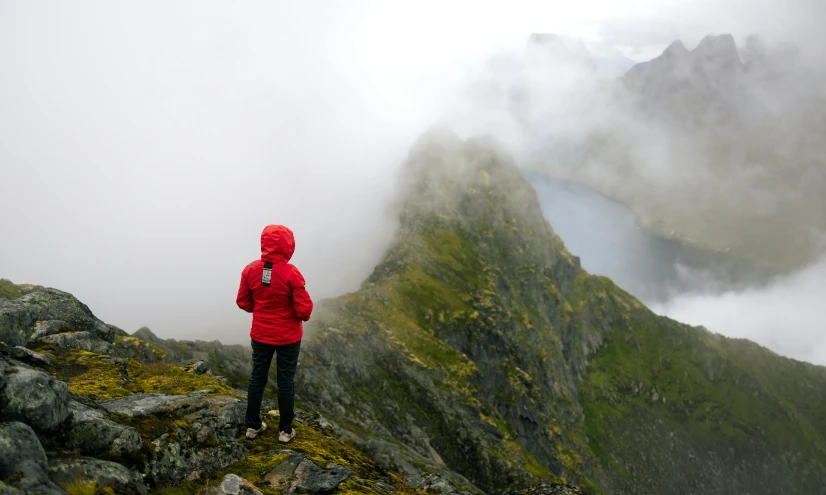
{"left": 244, "top": 260, "right": 262, "bottom": 270}
{"left": 286, "top": 263, "right": 306, "bottom": 278}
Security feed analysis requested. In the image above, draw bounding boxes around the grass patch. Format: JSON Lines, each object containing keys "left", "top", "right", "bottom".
{"left": 0, "top": 279, "right": 25, "bottom": 299}
{"left": 60, "top": 480, "right": 117, "bottom": 495}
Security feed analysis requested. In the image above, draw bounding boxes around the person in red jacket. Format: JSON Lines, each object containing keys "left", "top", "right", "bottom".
{"left": 237, "top": 224, "right": 313, "bottom": 443}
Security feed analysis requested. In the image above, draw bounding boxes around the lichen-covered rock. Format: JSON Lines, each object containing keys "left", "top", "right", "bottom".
{"left": 405, "top": 473, "right": 472, "bottom": 495}
{"left": 202, "top": 474, "right": 263, "bottom": 495}
{"left": 100, "top": 392, "right": 209, "bottom": 418}
{"left": 0, "top": 288, "right": 114, "bottom": 347}
{"left": 9, "top": 346, "right": 54, "bottom": 367}
{"left": 264, "top": 454, "right": 353, "bottom": 493}
{"left": 65, "top": 400, "right": 142, "bottom": 459}
{"left": 1, "top": 345, "right": 54, "bottom": 367}
{"left": 0, "top": 421, "right": 65, "bottom": 495}
{"left": 37, "top": 331, "right": 117, "bottom": 355}
{"left": 49, "top": 458, "right": 147, "bottom": 495}
{"left": 0, "top": 421, "right": 49, "bottom": 475}
{"left": 144, "top": 395, "right": 248, "bottom": 487}
{"left": 113, "top": 334, "right": 168, "bottom": 362}
{"left": 187, "top": 360, "right": 211, "bottom": 375}
{"left": 0, "top": 363, "right": 69, "bottom": 430}
{"left": 31, "top": 320, "right": 73, "bottom": 340}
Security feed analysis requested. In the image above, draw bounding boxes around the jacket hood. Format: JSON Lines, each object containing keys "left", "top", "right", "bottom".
{"left": 261, "top": 224, "right": 295, "bottom": 263}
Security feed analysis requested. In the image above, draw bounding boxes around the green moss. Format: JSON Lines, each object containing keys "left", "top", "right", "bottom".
{"left": 61, "top": 480, "right": 97, "bottom": 495}
{"left": 165, "top": 420, "right": 420, "bottom": 495}
{"left": 39, "top": 346, "right": 237, "bottom": 401}
{"left": 0, "top": 279, "right": 24, "bottom": 300}
{"left": 504, "top": 439, "right": 557, "bottom": 481}
{"left": 59, "top": 480, "right": 116, "bottom": 495}
{"left": 114, "top": 335, "right": 168, "bottom": 361}
{"left": 579, "top": 286, "right": 826, "bottom": 487}
{"left": 130, "top": 362, "right": 234, "bottom": 396}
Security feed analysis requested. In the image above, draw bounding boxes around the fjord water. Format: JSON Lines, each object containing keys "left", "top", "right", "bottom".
{"left": 526, "top": 172, "right": 775, "bottom": 304}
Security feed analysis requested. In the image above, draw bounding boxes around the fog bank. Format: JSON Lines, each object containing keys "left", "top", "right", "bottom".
{"left": 2, "top": 0, "right": 824, "bottom": 354}
{"left": 654, "top": 258, "right": 826, "bottom": 366}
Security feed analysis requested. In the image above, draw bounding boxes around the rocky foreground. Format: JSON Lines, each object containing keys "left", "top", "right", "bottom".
{"left": 0, "top": 283, "right": 586, "bottom": 495}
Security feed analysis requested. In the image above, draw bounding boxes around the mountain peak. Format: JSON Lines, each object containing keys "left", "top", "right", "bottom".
{"left": 663, "top": 40, "right": 689, "bottom": 58}
{"left": 693, "top": 33, "right": 741, "bottom": 63}
{"left": 396, "top": 131, "right": 567, "bottom": 262}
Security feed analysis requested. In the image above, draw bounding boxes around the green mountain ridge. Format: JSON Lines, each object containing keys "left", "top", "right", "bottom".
{"left": 3, "top": 129, "right": 826, "bottom": 494}
{"left": 292, "top": 129, "right": 826, "bottom": 494}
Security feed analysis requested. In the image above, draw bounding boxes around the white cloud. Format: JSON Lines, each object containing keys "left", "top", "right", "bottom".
{"left": 1, "top": 0, "right": 823, "bottom": 347}
{"left": 653, "top": 258, "right": 826, "bottom": 365}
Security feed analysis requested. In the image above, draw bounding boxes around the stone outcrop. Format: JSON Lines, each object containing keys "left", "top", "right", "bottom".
{"left": 203, "top": 474, "right": 263, "bottom": 495}
{"left": 0, "top": 289, "right": 114, "bottom": 347}
{"left": 49, "top": 459, "right": 148, "bottom": 495}
{"left": 0, "top": 421, "right": 65, "bottom": 495}
{"left": 64, "top": 400, "right": 143, "bottom": 459}
{"left": 264, "top": 453, "right": 353, "bottom": 493}
{"left": 0, "top": 362, "right": 70, "bottom": 431}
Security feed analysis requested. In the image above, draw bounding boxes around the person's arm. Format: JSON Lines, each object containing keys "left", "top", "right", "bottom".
{"left": 290, "top": 268, "right": 313, "bottom": 322}
{"left": 236, "top": 265, "right": 255, "bottom": 313}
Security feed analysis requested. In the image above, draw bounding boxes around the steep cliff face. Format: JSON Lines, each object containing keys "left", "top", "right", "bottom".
{"left": 296, "top": 130, "right": 607, "bottom": 493}
{"left": 290, "top": 130, "right": 826, "bottom": 494}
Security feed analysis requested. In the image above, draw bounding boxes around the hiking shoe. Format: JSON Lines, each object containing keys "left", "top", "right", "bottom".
{"left": 278, "top": 428, "right": 296, "bottom": 444}
{"left": 246, "top": 421, "right": 267, "bottom": 440}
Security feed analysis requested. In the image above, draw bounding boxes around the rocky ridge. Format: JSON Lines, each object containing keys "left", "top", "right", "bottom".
{"left": 287, "top": 130, "right": 826, "bottom": 494}
{"left": 0, "top": 284, "right": 467, "bottom": 494}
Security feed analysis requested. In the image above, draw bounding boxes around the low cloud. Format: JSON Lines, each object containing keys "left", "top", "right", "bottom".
{"left": 653, "top": 258, "right": 826, "bottom": 365}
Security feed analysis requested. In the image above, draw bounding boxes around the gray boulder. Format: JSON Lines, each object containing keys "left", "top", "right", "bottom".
{"left": 0, "top": 421, "right": 65, "bottom": 495}
{"left": 1, "top": 345, "right": 54, "bottom": 367}
{"left": 49, "top": 459, "right": 147, "bottom": 495}
{"left": 0, "top": 364, "right": 69, "bottom": 430}
{"left": 146, "top": 427, "right": 247, "bottom": 488}
{"left": 405, "top": 473, "right": 472, "bottom": 495}
{"left": 0, "top": 421, "right": 48, "bottom": 476}
{"left": 0, "top": 288, "right": 114, "bottom": 347}
{"left": 100, "top": 392, "right": 209, "bottom": 418}
{"left": 203, "top": 474, "right": 263, "bottom": 495}
{"left": 187, "top": 360, "right": 210, "bottom": 375}
{"left": 37, "top": 331, "right": 117, "bottom": 355}
{"left": 66, "top": 401, "right": 143, "bottom": 459}
{"left": 30, "top": 320, "right": 73, "bottom": 340}
{"left": 264, "top": 453, "right": 353, "bottom": 493}
{"left": 146, "top": 396, "right": 248, "bottom": 487}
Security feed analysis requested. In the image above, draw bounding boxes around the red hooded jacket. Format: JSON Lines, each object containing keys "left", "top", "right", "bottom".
{"left": 236, "top": 225, "right": 313, "bottom": 345}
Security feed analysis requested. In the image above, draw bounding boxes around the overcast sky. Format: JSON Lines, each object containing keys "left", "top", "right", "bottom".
{"left": 1, "top": 0, "right": 823, "bottom": 348}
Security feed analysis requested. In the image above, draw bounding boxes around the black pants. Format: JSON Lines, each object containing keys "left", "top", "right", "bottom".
{"left": 245, "top": 338, "right": 301, "bottom": 433}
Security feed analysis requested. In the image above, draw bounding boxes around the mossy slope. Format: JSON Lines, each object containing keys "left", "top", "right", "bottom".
{"left": 289, "top": 129, "right": 826, "bottom": 495}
